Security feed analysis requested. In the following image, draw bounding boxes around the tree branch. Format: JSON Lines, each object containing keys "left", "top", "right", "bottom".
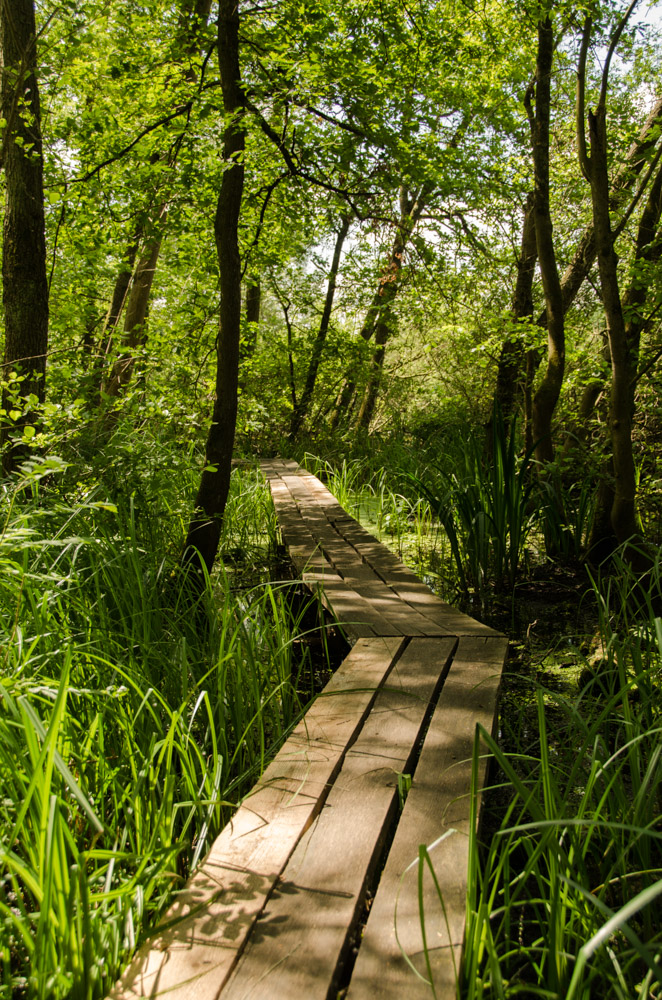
{"left": 577, "top": 17, "right": 592, "bottom": 180}
{"left": 599, "top": 0, "right": 639, "bottom": 112}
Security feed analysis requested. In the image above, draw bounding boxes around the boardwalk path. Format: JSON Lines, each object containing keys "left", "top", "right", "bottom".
{"left": 112, "top": 460, "right": 508, "bottom": 1000}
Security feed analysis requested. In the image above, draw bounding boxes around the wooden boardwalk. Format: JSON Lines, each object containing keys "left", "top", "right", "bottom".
{"left": 112, "top": 460, "right": 507, "bottom": 1000}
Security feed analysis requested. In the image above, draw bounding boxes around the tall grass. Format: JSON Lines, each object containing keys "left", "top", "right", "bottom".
{"left": 412, "top": 545, "right": 662, "bottom": 999}
{"left": 0, "top": 463, "right": 321, "bottom": 999}
{"left": 408, "top": 415, "right": 535, "bottom": 601}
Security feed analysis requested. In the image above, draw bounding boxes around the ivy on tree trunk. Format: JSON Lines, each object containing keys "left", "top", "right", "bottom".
{"left": 0, "top": 0, "right": 49, "bottom": 474}
{"left": 526, "top": 17, "right": 565, "bottom": 470}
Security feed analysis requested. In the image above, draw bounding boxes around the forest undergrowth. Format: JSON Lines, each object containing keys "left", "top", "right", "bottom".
{"left": 1, "top": 416, "right": 661, "bottom": 999}
{"left": 301, "top": 428, "right": 662, "bottom": 999}
{"left": 0, "top": 454, "right": 332, "bottom": 1000}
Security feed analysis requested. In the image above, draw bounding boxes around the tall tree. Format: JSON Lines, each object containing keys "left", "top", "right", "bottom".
{"left": 0, "top": 0, "right": 48, "bottom": 473}
{"left": 289, "top": 213, "right": 350, "bottom": 439}
{"left": 577, "top": 0, "right": 643, "bottom": 545}
{"left": 526, "top": 15, "right": 565, "bottom": 468}
{"left": 355, "top": 183, "right": 433, "bottom": 430}
{"left": 103, "top": 200, "right": 168, "bottom": 401}
{"left": 183, "top": 0, "right": 245, "bottom": 575}
{"left": 489, "top": 191, "right": 537, "bottom": 444}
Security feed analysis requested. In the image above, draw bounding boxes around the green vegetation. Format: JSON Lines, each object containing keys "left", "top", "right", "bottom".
{"left": 0, "top": 462, "right": 323, "bottom": 999}
{"left": 459, "top": 553, "right": 662, "bottom": 999}
{"left": 301, "top": 453, "right": 662, "bottom": 999}
{"left": 2, "top": 0, "right": 662, "bottom": 995}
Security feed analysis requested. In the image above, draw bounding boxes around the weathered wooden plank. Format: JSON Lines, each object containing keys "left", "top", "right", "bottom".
{"left": 388, "top": 583, "right": 499, "bottom": 637}
{"left": 262, "top": 463, "right": 499, "bottom": 638}
{"left": 345, "top": 635, "right": 508, "bottom": 1000}
{"left": 301, "top": 574, "right": 402, "bottom": 638}
{"left": 331, "top": 513, "right": 383, "bottom": 548}
{"left": 110, "top": 637, "right": 405, "bottom": 1000}
{"left": 219, "top": 638, "right": 457, "bottom": 1000}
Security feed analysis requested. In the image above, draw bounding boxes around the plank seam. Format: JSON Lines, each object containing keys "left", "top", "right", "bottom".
{"left": 328, "top": 637, "right": 459, "bottom": 999}
{"left": 213, "top": 636, "right": 415, "bottom": 995}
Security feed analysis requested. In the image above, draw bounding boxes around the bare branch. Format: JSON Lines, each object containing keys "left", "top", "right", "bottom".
{"left": 599, "top": 0, "right": 639, "bottom": 112}
{"left": 576, "top": 16, "right": 592, "bottom": 180}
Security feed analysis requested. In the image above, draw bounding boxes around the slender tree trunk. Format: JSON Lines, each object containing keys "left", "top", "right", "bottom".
{"left": 355, "top": 305, "right": 393, "bottom": 430}
{"left": 588, "top": 156, "right": 662, "bottom": 555}
{"left": 82, "top": 237, "right": 139, "bottom": 407}
{"left": 587, "top": 466, "right": 617, "bottom": 563}
{"left": 524, "top": 348, "right": 538, "bottom": 454}
{"left": 588, "top": 109, "right": 637, "bottom": 541}
{"left": 104, "top": 241, "right": 139, "bottom": 344}
{"left": 93, "top": 0, "right": 213, "bottom": 410}
{"left": 278, "top": 296, "right": 298, "bottom": 415}
{"left": 577, "top": 9, "right": 643, "bottom": 545}
{"left": 330, "top": 229, "right": 406, "bottom": 430}
{"left": 489, "top": 191, "right": 537, "bottom": 443}
{"left": 183, "top": 0, "right": 244, "bottom": 576}
{"left": 290, "top": 215, "right": 350, "bottom": 439}
{"left": 177, "top": 0, "right": 213, "bottom": 58}
{"left": 242, "top": 279, "right": 261, "bottom": 359}
{"left": 103, "top": 203, "right": 168, "bottom": 400}
{"left": 332, "top": 184, "right": 429, "bottom": 432}
{"left": 527, "top": 19, "right": 565, "bottom": 468}
{"left": 1, "top": 0, "right": 48, "bottom": 474}
{"left": 561, "top": 333, "right": 610, "bottom": 459}
{"left": 524, "top": 93, "right": 662, "bottom": 396}
{"left": 622, "top": 158, "right": 662, "bottom": 410}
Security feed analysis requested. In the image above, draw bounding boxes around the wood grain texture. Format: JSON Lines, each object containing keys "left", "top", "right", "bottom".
{"left": 261, "top": 462, "right": 500, "bottom": 639}
{"left": 110, "top": 464, "right": 508, "bottom": 1000}
{"left": 110, "top": 637, "right": 404, "bottom": 1000}
{"left": 220, "top": 638, "right": 457, "bottom": 1000}
{"left": 345, "top": 636, "right": 508, "bottom": 1000}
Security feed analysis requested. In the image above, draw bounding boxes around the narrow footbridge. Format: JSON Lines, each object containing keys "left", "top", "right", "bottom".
{"left": 112, "top": 460, "right": 508, "bottom": 1000}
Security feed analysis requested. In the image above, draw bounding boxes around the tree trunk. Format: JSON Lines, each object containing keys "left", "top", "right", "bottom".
{"left": 0, "top": 0, "right": 49, "bottom": 474}
{"left": 587, "top": 465, "right": 617, "bottom": 563}
{"left": 94, "top": 0, "right": 213, "bottom": 411}
{"left": 334, "top": 184, "right": 429, "bottom": 432}
{"left": 103, "top": 204, "right": 168, "bottom": 400}
{"left": 183, "top": 0, "right": 244, "bottom": 576}
{"left": 528, "top": 19, "right": 565, "bottom": 468}
{"left": 578, "top": 8, "right": 643, "bottom": 546}
{"left": 524, "top": 93, "right": 662, "bottom": 397}
{"left": 355, "top": 305, "right": 393, "bottom": 430}
{"left": 290, "top": 215, "right": 350, "bottom": 439}
{"left": 242, "top": 279, "right": 261, "bottom": 359}
{"left": 622, "top": 157, "right": 662, "bottom": 411}
{"left": 330, "top": 222, "right": 407, "bottom": 431}
{"left": 82, "top": 236, "right": 139, "bottom": 407}
{"left": 588, "top": 109, "right": 634, "bottom": 543}
{"left": 590, "top": 153, "right": 662, "bottom": 552}
{"left": 489, "top": 191, "right": 537, "bottom": 443}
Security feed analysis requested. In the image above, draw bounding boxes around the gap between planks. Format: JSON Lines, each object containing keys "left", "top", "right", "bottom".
{"left": 110, "top": 636, "right": 406, "bottom": 1000}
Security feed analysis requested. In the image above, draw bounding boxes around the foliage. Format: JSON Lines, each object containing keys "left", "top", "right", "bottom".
{"left": 3, "top": 0, "right": 662, "bottom": 994}
{"left": 409, "top": 416, "right": 536, "bottom": 601}
{"left": 0, "top": 464, "right": 323, "bottom": 999}
{"left": 407, "top": 547, "right": 662, "bottom": 999}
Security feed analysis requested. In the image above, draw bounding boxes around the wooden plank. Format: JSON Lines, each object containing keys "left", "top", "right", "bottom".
{"left": 219, "top": 638, "right": 457, "bottom": 1000}
{"left": 388, "top": 583, "right": 499, "bottom": 637}
{"left": 345, "top": 581, "right": 429, "bottom": 636}
{"left": 263, "top": 463, "right": 500, "bottom": 638}
{"left": 111, "top": 637, "right": 405, "bottom": 1000}
{"left": 301, "top": 574, "right": 402, "bottom": 638}
{"left": 331, "top": 514, "right": 383, "bottom": 549}
{"left": 345, "top": 635, "right": 508, "bottom": 1000}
